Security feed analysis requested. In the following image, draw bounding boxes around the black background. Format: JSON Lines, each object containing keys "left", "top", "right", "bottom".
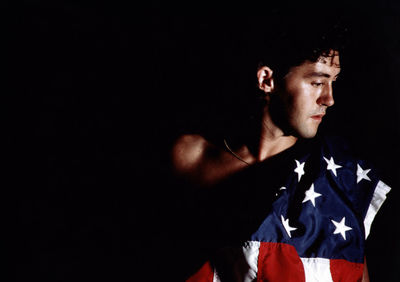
{"left": 6, "top": 1, "right": 400, "bottom": 281}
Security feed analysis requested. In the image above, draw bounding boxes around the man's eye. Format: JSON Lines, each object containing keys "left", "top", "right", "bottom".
{"left": 311, "top": 82, "right": 324, "bottom": 87}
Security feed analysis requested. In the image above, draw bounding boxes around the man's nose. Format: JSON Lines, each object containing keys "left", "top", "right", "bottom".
{"left": 317, "top": 84, "right": 334, "bottom": 107}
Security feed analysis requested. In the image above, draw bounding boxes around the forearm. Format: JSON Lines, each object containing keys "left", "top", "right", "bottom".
{"left": 363, "top": 257, "right": 370, "bottom": 282}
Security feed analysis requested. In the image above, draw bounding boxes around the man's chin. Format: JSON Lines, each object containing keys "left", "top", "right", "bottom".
{"left": 280, "top": 121, "right": 319, "bottom": 139}
{"left": 291, "top": 128, "right": 318, "bottom": 139}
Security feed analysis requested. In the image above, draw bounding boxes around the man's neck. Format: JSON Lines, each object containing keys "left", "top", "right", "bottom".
{"left": 256, "top": 132, "right": 297, "bottom": 162}
{"left": 244, "top": 112, "right": 298, "bottom": 163}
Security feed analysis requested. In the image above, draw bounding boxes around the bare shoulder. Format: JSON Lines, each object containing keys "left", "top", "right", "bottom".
{"left": 171, "top": 134, "right": 248, "bottom": 187}
{"left": 171, "top": 134, "right": 210, "bottom": 175}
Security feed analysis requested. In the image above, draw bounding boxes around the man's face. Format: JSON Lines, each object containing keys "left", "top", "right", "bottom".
{"left": 275, "top": 51, "right": 341, "bottom": 138}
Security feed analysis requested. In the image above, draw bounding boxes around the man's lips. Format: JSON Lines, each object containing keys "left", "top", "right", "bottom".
{"left": 311, "top": 114, "right": 325, "bottom": 121}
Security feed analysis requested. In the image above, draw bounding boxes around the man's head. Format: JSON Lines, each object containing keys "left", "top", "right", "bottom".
{"left": 246, "top": 9, "right": 347, "bottom": 138}
{"left": 257, "top": 50, "right": 341, "bottom": 138}
{"left": 218, "top": 7, "right": 348, "bottom": 139}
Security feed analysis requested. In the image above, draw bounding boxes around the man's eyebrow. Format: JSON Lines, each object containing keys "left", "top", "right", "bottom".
{"left": 305, "top": 71, "right": 340, "bottom": 79}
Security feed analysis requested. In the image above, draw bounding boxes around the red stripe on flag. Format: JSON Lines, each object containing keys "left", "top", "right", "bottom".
{"left": 330, "top": 259, "right": 364, "bottom": 282}
{"left": 186, "top": 261, "right": 214, "bottom": 282}
{"left": 257, "top": 242, "right": 305, "bottom": 282}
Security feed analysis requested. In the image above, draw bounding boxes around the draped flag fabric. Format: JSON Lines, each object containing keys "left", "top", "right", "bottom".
{"left": 187, "top": 136, "right": 391, "bottom": 282}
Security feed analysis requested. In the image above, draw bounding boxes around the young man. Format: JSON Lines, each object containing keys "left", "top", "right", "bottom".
{"left": 170, "top": 12, "right": 390, "bottom": 282}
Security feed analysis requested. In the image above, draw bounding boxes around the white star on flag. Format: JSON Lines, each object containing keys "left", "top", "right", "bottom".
{"left": 294, "top": 160, "right": 305, "bottom": 182}
{"left": 331, "top": 217, "right": 352, "bottom": 240}
{"left": 323, "top": 156, "right": 342, "bottom": 176}
{"left": 357, "top": 164, "right": 371, "bottom": 183}
{"left": 302, "top": 183, "right": 322, "bottom": 207}
{"left": 281, "top": 215, "right": 297, "bottom": 238}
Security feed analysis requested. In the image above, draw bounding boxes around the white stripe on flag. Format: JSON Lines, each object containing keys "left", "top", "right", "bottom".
{"left": 213, "top": 267, "right": 221, "bottom": 282}
{"left": 364, "top": 180, "right": 391, "bottom": 239}
{"left": 242, "top": 241, "right": 260, "bottom": 282}
{"left": 300, "top": 257, "right": 333, "bottom": 282}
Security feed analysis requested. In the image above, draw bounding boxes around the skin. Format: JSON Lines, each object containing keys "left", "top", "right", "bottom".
{"left": 275, "top": 53, "right": 339, "bottom": 138}
{"left": 171, "top": 51, "right": 369, "bottom": 281}
{"left": 172, "top": 51, "right": 340, "bottom": 186}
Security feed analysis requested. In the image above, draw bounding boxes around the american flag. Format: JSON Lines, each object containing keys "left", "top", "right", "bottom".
{"left": 187, "top": 136, "right": 391, "bottom": 282}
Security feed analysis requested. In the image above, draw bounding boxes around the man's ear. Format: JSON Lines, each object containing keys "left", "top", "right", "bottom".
{"left": 257, "top": 66, "right": 274, "bottom": 93}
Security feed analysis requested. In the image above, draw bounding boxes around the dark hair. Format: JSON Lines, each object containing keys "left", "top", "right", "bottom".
{"left": 217, "top": 7, "right": 349, "bottom": 134}
{"left": 253, "top": 10, "right": 348, "bottom": 81}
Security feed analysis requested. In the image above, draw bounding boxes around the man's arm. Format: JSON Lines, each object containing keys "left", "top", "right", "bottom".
{"left": 363, "top": 257, "right": 370, "bottom": 282}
